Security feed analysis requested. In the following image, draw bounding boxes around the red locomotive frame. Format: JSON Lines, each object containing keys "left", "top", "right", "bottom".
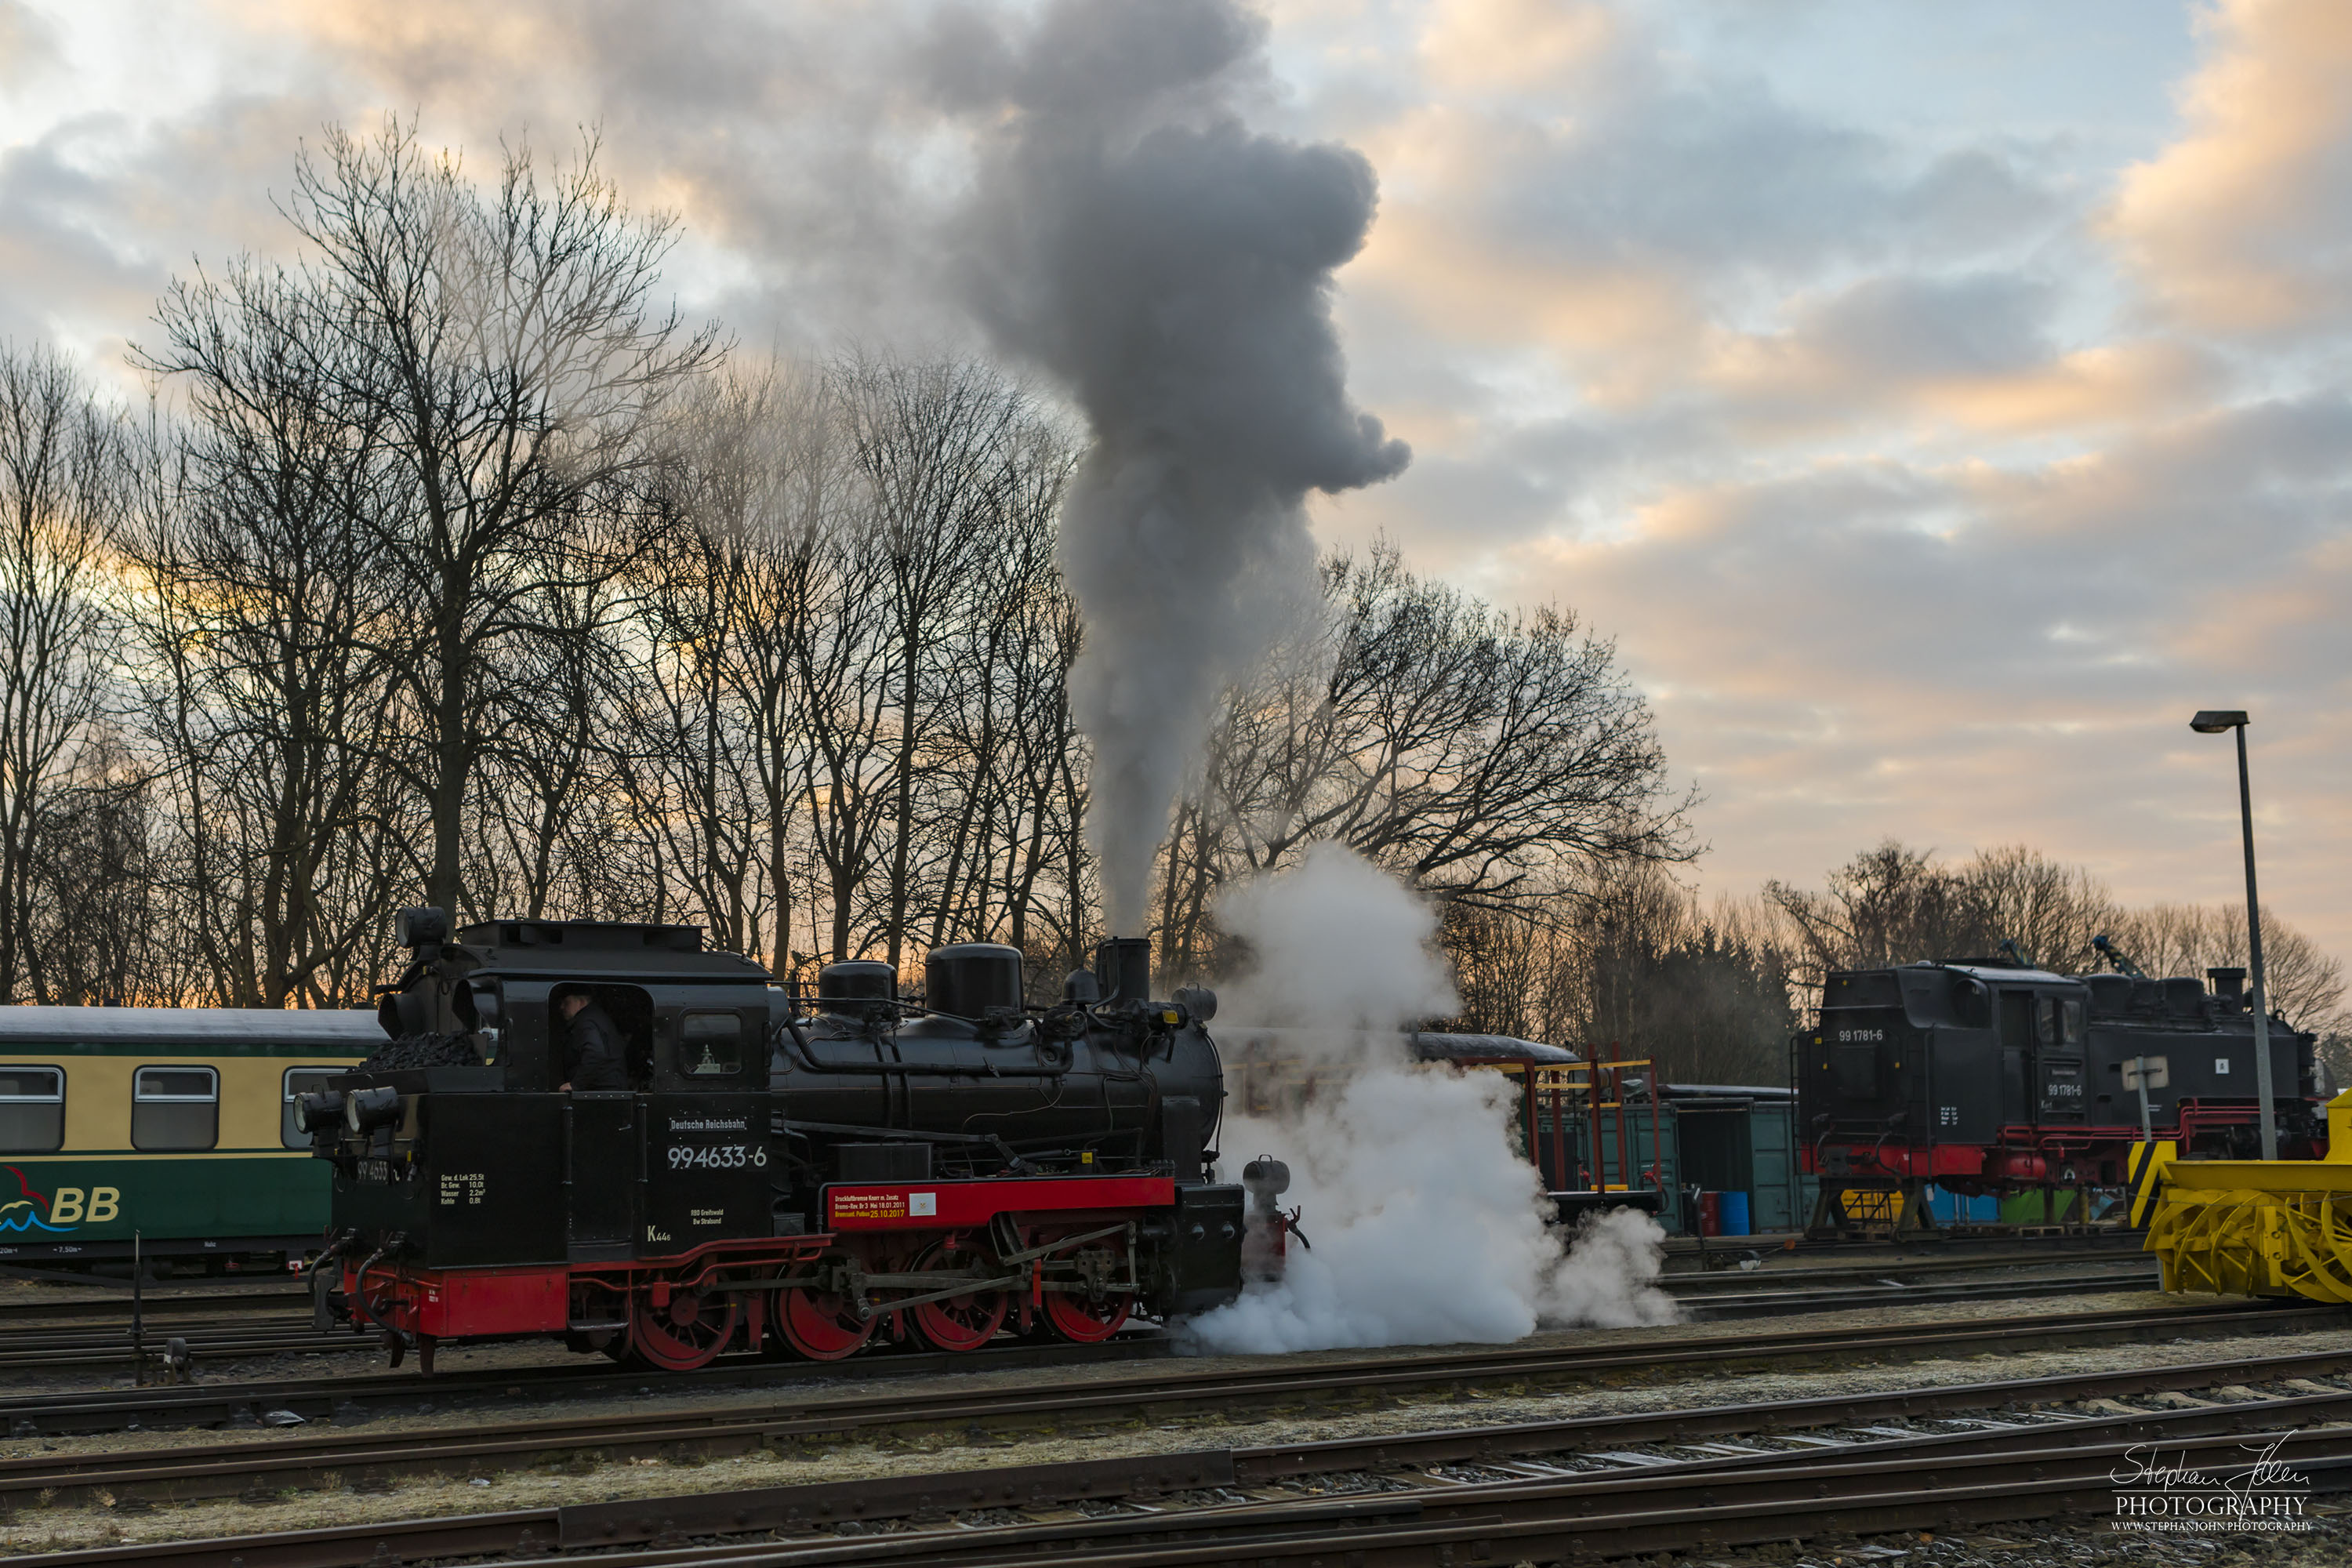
{"left": 338, "top": 1172, "right": 1176, "bottom": 1374}
{"left": 1806, "top": 1098, "right": 2293, "bottom": 1191}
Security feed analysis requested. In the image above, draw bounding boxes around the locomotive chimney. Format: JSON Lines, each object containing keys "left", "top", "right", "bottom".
{"left": 2206, "top": 967, "right": 2248, "bottom": 1010}
{"left": 1094, "top": 938, "right": 1152, "bottom": 1004}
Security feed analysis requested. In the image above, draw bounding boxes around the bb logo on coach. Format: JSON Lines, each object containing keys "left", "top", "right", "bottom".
{"left": 2, "top": 1167, "right": 123, "bottom": 1233}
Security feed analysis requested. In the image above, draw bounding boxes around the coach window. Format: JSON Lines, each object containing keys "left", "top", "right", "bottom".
{"left": 0, "top": 1065, "right": 64, "bottom": 1153}
{"left": 677, "top": 1013, "right": 744, "bottom": 1078}
{"left": 132, "top": 1066, "right": 219, "bottom": 1152}
{"left": 281, "top": 1068, "right": 342, "bottom": 1149}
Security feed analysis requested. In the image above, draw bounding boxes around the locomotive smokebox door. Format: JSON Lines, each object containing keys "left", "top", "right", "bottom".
{"left": 643, "top": 1094, "right": 769, "bottom": 1252}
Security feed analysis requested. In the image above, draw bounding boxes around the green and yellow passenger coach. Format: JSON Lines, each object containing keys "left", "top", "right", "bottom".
{"left": 0, "top": 1008, "right": 384, "bottom": 1270}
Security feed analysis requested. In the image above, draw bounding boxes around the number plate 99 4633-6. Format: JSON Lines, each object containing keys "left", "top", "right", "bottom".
{"left": 667, "top": 1143, "right": 767, "bottom": 1171}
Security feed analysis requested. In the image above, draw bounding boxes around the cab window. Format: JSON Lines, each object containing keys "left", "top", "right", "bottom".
{"left": 132, "top": 1065, "right": 219, "bottom": 1152}
{"left": 281, "top": 1068, "right": 342, "bottom": 1149}
{"left": 0, "top": 1065, "right": 64, "bottom": 1153}
{"left": 677, "top": 1013, "right": 743, "bottom": 1078}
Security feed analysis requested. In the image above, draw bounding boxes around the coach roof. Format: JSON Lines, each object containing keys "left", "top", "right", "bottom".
{"left": 0, "top": 1007, "right": 385, "bottom": 1042}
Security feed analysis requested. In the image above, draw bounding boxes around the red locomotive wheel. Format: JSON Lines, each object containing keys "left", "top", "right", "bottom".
{"left": 776, "top": 1286, "right": 873, "bottom": 1361}
{"left": 1040, "top": 1235, "right": 1133, "bottom": 1344}
{"left": 629, "top": 1288, "right": 739, "bottom": 1372}
{"left": 905, "top": 1241, "right": 1008, "bottom": 1353}
{"left": 1044, "top": 1287, "right": 1131, "bottom": 1343}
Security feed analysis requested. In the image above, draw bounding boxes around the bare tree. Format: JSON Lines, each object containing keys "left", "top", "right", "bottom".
{"left": 133, "top": 263, "right": 414, "bottom": 1005}
{"left": 620, "top": 466, "right": 771, "bottom": 954}
{"left": 717, "top": 369, "right": 849, "bottom": 972}
{"left": 0, "top": 344, "right": 125, "bottom": 1002}
{"left": 790, "top": 480, "right": 895, "bottom": 964}
{"left": 1443, "top": 869, "right": 1795, "bottom": 1082}
{"left": 921, "top": 411, "right": 1080, "bottom": 959}
{"left": 836, "top": 356, "right": 1031, "bottom": 970}
{"left": 1766, "top": 840, "right": 1991, "bottom": 988}
{"left": 1163, "top": 542, "right": 1694, "bottom": 975}
{"left": 2103, "top": 900, "right": 2348, "bottom": 1032}
{"left": 1443, "top": 898, "right": 1581, "bottom": 1047}
{"left": 988, "top": 508, "right": 1091, "bottom": 980}
{"left": 1957, "top": 844, "right": 2119, "bottom": 972}
{"left": 282, "top": 118, "right": 722, "bottom": 917}
{"left": 24, "top": 739, "right": 161, "bottom": 1005}
{"left": 472, "top": 565, "right": 642, "bottom": 922}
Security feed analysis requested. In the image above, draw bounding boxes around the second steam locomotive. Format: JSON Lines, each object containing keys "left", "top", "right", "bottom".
{"left": 1799, "top": 956, "right": 2328, "bottom": 1232}
{"left": 301, "top": 913, "right": 1274, "bottom": 1371}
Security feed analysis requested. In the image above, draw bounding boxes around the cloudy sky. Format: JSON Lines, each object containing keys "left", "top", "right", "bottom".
{"left": 4, "top": 0, "right": 2348, "bottom": 954}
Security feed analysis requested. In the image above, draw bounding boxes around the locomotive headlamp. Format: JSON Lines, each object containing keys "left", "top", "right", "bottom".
{"left": 345, "top": 1085, "right": 402, "bottom": 1134}
{"left": 394, "top": 906, "right": 450, "bottom": 948}
{"left": 296, "top": 1090, "right": 346, "bottom": 1135}
{"left": 1242, "top": 1156, "right": 1291, "bottom": 1200}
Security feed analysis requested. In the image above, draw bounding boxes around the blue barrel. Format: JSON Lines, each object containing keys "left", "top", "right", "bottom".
{"left": 1719, "top": 1190, "right": 1751, "bottom": 1236}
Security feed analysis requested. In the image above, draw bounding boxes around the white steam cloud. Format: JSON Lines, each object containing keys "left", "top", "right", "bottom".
{"left": 929, "top": 2, "right": 1664, "bottom": 1351}
{"left": 938, "top": 0, "right": 1411, "bottom": 930}
{"left": 1183, "top": 844, "right": 1677, "bottom": 1354}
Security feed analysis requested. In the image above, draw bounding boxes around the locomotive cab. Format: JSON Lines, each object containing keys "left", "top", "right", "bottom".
{"left": 310, "top": 919, "right": 778, "bottom": 1273}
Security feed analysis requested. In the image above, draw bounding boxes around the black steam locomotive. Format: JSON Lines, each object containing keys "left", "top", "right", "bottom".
{"left": 301, "top": 912, "right": 1275, "bottom": 1371}
{"left": 1798, "top": 958, "right": 2328, "bottom": 1232}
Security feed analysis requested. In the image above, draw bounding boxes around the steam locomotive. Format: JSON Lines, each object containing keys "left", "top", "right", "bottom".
{"left": 1798, "top": 958, "right": 2329, "bottom": 1232}
{"left": 300, "top": 911, "right": 1277, "bottom": 1371}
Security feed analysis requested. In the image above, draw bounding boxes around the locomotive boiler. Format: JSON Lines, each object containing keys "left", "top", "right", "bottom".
{"left": 301, "top": 913, "right": 1263, "bottom": 1371}
{"left": 1798, "top": 958, "right": 2327, "bottom": 1234}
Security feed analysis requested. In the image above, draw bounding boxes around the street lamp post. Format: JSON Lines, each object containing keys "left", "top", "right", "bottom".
{"left": 2189, "top": 710, "right": 2277, "bottom": 1162}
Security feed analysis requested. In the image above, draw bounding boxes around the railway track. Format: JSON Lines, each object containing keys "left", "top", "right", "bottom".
{"left": 0, "top": 1285, "right": 310, "bottom": 1327}
{"left": 0, "top": 1299, "right": 2337, "bottom": 1501}
{"left": 1668, "top": 1224, "right": 2154, "bottom": 1259}
{"left": 17, "top": 1331, "right": 2351, "bottom": 1566}
{"left": 1674, "top": 1261, "right": 2158, "bottom": 1319}
{"left": 0, "top": 1250, "right": 2161, "bottom": 1370}
{"left": 0, "top": 1331, "right": 1178, "bottom": 1436}
{"left": 0, "top": 1234, "right": 2140, "bottom": 1333}
{"left": 0, "top": 1321, "right": 354, "bottom": 1370}
{"left": 1659, "top": 1243, "right": 2147, "bottom": 1289}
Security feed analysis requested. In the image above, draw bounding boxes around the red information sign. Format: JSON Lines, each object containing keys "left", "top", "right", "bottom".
{"left": 823, "top": 1174, "right": 1175, "bottom": 1230}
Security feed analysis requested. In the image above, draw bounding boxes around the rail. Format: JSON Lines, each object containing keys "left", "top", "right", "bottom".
{"left": 19, "top": 1329, "right": 2352, "bottom": 1567}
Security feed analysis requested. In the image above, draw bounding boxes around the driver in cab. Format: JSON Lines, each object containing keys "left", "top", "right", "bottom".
{"left": 557, "top": 991, "right": 629, "bottom": 1092}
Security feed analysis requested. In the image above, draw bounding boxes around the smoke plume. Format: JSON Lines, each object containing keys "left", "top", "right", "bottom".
{"left": 940, "top": 0, "right": 1410, "bottom": 930}
{"left": 1185, "top": 844, "right": 1677, "bottom": 1352}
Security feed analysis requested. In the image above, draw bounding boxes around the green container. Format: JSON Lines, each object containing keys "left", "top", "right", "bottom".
{"left": 1998, "top": 1188, "right": 2080, "bottom": 1225}
{"left": 1666, "top": 1087, "right": 1804, "bottom": 1236}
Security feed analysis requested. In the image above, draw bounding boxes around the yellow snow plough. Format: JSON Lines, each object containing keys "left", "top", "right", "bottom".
{"left": 2136, "top": 1089, "right": 2352, "bottom": 1303}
